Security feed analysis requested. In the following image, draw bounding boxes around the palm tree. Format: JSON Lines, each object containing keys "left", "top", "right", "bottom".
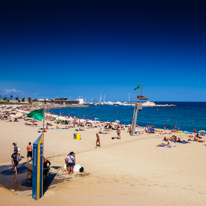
{"left": 22, "top": 97, "right": 25, "bottom": 102}
{"left": 50, "top": 99, "right": 54, "bottom": 103}
{"left": 10, "top": 95, "right": 13, "bottom": 100}
{"left": 3, "top": 97, "right": 7, "bottom": 101}
{"left": 15, "top": 97, "right": 19, "bottom": 101}
{"left": 0, "top": 95, "right": 1, "bottom": 100}
{"left": 28, "top": 97, "right": 32, "bottom": 104}
{"left": 44, "top": 99, "right": 47, "bottom": 104}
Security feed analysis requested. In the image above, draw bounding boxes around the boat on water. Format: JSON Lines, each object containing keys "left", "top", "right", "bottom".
{"left": 113, "top": 101, "right": 122, "bottom": 106}
{"left": 104, "top": 101, "right": 113, "bottom": 105}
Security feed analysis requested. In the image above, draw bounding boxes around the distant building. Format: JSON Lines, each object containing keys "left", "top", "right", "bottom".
{"left": 54, "top": 98, "right": 79, "bottom": 105}
{"left": 77, "top": 98, "right": 84, "bottom": 104}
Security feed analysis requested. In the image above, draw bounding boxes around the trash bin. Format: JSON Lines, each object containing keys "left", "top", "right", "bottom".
{"left": 73, "top": 133, "right": 77, "bottom": 139}
{"left": 76, "top": 133, "right": 81, "bottom": 140}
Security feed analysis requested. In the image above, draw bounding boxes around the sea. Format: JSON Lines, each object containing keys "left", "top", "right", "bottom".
{"left": 49, "top": 102, "right": 206, "bottom": 132}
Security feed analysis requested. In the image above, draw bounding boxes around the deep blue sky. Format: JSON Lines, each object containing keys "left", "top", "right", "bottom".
{"left": 0, "top": 0, "right": 206, "bottom": 101}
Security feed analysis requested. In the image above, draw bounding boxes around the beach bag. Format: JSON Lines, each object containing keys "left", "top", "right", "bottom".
{"left": 64, "top": 163, "right": 67, "bottom": 170}
{"left": 79, "top": 167, "right": 84, "bottom": 173}
{"left": 18, "top": 147, "right": 21, "bottom": 152}
{"left": 17, "top": 153, "right": 22, "bottom": 162}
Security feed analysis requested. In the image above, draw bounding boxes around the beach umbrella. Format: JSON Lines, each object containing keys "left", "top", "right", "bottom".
{"left": 115, "top": 120, "right": 120, "bottom": 123}
{"left": 16, "top": 112, "right": 23, "bottom": 117}
{"left": 59, "top": 116, "right": 67, "bottom": 120}
{"left": 198, "top": 130, "right": 205, "bottom": 133}
{"left": 10, "top": 114, "right": 18, "bottom": 118}
{"left": 149, "top": 128, "right": 155, "bottom": 132}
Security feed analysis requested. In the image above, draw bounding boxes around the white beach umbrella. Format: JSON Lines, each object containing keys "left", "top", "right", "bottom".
{"left": 16, "top": 112, "right": 23, "bottom": 117}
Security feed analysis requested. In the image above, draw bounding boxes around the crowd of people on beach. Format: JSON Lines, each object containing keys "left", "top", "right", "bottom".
{"left": 1, "top": 104, "right": 205, "bottom": 177}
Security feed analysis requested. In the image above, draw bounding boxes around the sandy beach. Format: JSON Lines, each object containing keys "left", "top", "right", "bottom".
{"left": 0, "top": 113, "right": 206, "bottom": 206}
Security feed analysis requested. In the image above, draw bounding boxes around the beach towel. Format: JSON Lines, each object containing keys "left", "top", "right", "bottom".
{"left": 163, "top": 146, "right": 174, "bottom": 148}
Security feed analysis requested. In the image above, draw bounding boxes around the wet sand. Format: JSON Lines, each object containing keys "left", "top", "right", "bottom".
{"left": 0, "top": 118, "right": 206, "bottom": 206}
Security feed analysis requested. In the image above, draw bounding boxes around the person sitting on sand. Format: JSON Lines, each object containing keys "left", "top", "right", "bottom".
{"left": 156, "top": 143, "right": 166, "bottom": 147}
{"left": 189, "top": 133, "right": 193, "bottom": 138}
{"left": 56, "top": 126, "right": 59, "bottom": 129}
{"left": 163, "top": 137, "right": 168, "bottom": 141}
{"left": 98, "top": 128, "right": 102, "bottom": 134}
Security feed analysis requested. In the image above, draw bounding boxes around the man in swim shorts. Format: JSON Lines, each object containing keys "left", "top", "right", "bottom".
{"left": 11, "top": 150, "right": 19, "bottom": 174}
{"left": 27, "top": 142, "right": 32, "bottom": 163}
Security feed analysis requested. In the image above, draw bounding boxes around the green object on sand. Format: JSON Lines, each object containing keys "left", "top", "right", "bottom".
{"left": 134, "top": 84, "right": 141, "bottom": 90}
{"left": 27, "top": 108, "right": 44, "bottom": 121}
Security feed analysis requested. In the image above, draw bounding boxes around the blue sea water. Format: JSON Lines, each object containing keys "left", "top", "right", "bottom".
{"left": 49, "top": 102, "right": 206, "bottom": 132}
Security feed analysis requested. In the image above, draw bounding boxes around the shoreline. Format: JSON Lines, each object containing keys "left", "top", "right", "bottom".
{"left": 49, "top": 106, "right": 198, "bottom": 133}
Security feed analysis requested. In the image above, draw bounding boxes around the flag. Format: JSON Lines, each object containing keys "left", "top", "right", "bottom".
{"left": 27, "top": 108, "right": 44, "bottom": 121}
{"left": 134, "top": 84, "right": 141, "bottom": 90}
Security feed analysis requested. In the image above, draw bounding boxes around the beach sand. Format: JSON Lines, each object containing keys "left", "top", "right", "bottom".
{"left": 0, "top": 118, "right": 206, "bottom": 206}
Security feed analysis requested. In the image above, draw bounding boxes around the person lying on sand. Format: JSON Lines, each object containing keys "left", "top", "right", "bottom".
{"left": 156, "top": 143, "right": 166, "bottom": 147}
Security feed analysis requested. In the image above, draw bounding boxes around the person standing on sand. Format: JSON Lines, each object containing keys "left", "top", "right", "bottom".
{"left": 117, "top": 127, "right": 121, "bottom": 140}
{"left": 13, "top": 143, "right": 18, "bottom": 151}
{"left": 96, "top": 132, "right": 100, "bottom": 148}
{"left": 65, "top": 152, "right": 74, "bottom": 175}
{"left": 27, "top": 142, "right": 32, "bottom": 163}
{"left": 194, "top": 128, "right": 196, "bottom": 134}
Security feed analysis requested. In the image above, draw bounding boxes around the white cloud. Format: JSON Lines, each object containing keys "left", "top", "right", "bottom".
{"left": 0, "top": 89, "right": 24, "bottom": 95}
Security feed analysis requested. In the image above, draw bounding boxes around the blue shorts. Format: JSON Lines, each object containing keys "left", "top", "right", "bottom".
{"left": 67, "top": 163, "right": 73, "bottom": 167}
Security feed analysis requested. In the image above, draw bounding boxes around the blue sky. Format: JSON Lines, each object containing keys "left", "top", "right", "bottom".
{"left": 0, "top": 0, "right": 206, "bottom": 101}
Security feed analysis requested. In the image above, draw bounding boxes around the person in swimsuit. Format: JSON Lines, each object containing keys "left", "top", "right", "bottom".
{"left": 27, "top": 142, "right": 32, "bottom": 163}
{"left": 117, "top": 127, "right": 121, "bottom": 139}
{"left": 96, "top": 132, "right": 100, "bottom": 148}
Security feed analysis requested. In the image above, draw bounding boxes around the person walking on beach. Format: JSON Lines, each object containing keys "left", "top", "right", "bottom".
{"left": 12, "top": 143, "right": 18, "bottom": 151}
{"left": 96, "top": 132, "right": 100, "bottom": 148}
{"left": 194, "top": 128, "right": 196, "bottom": 134}
{"left": 11, "top": 150, "right": 21, "bottom": 174}
{"left": 27, "top": 142, "right": 32, "bottom": 163}
{"left": 117, "top": 127, "right": 121, "bottom": 140}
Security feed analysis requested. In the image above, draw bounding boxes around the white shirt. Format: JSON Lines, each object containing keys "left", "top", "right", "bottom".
{"left": 66, "top": 155, "right": 74, "bottom": 163}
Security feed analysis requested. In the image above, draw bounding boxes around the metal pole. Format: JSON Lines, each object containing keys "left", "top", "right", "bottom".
{"left": 134, "top": 83, "right": 143, "bottom": 135}
{"left": 131, "top": 86, "right": 140, "bottom": 136}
